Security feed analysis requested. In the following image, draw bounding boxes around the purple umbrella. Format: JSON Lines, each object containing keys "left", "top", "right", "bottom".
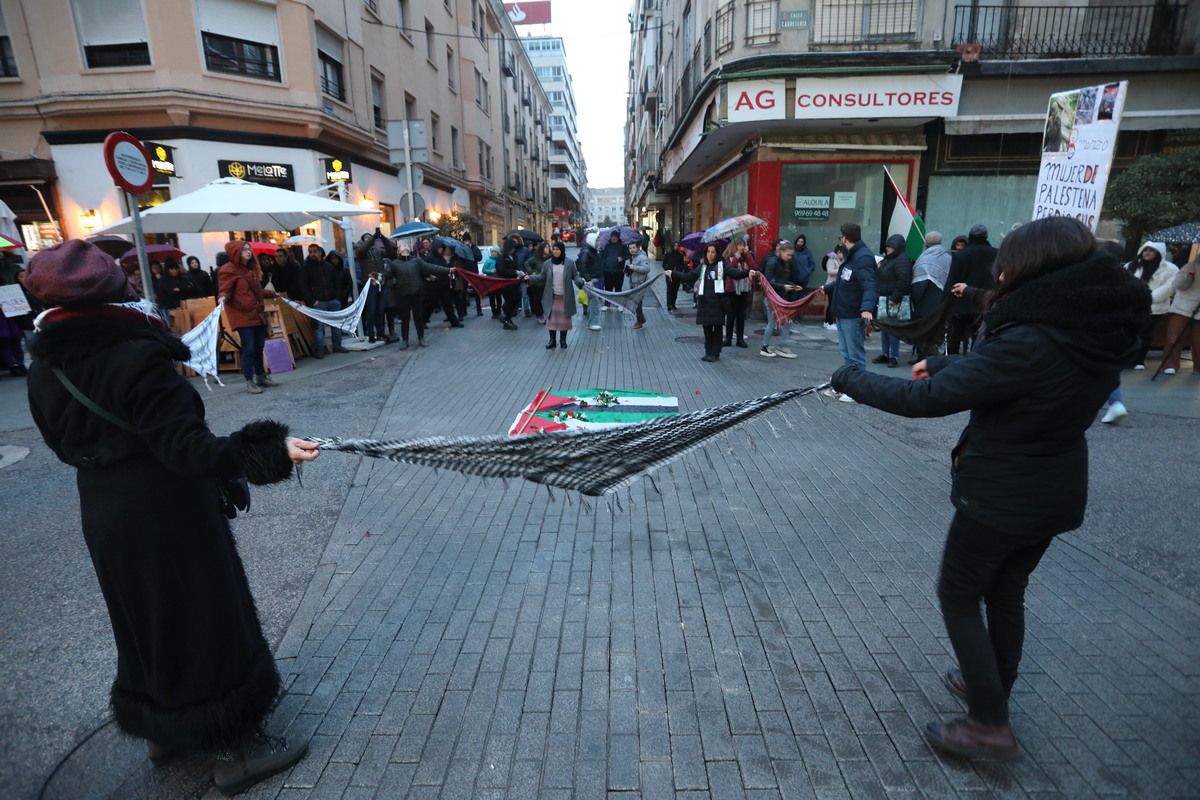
{"left": 681, "top": 233, "right": 728, "bottom": 257}
{"left": 597, "top": 225, "right": 642, "bottom": 246}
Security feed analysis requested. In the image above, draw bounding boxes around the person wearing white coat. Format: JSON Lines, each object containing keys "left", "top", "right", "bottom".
{"left": 1125, "top": 241, "right": 1177, "bottom": 368}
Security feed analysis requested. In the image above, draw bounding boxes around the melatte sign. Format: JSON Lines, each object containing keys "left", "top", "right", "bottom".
{"left": 218, "top": 160, "right": 295, "bottom": 191}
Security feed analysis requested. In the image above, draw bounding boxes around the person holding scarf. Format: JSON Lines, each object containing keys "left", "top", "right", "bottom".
{"left": 722, "top": 239, "right": 755, "bottom": 348}
{"left": 22, "top": 239, "right": 319, "bottom": 793}
{"left": 693, "top": 242, "right": 749, "bottom": 362}
{"left": 662, "top": 240, "right": 691, "bottom": 312}
{"left": 542, "top": 241, "right": 585, "bottom": 349}
{"left": 1124, "top": 241, "right": 1178, "bottom": 369}
{"left": 831, "top": 217, "right": 1149, "bottom": 763}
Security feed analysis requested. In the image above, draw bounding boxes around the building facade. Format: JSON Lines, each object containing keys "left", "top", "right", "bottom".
{"left": 0, "top": 0, "right": 579, "bottom": 260}
{"left": 521, "top": 36, "right": 587, "bottom": 238}
{"left": 626, "top": 0, "right": 1199, "bottom": 266}
{"left": 589, "top": 187, "right": 627, "bottom": 227}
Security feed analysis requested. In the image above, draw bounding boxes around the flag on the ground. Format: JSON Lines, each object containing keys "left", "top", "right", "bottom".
{"left": 510, "top": 388, "right": 679, "bottom": 435}
{"left": 883, "top": 166, "right": 925, "bottom": 260}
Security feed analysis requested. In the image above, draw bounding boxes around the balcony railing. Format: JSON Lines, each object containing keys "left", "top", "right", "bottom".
{"left": 952, "top": 2, "right": 1188, "bottom": 59}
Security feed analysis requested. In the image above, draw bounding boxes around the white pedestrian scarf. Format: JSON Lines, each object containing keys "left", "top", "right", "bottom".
{"left": 180, "top": 301, "right": 226, "bottom": 388}
{"left": 583, "top": 272, "right": 664, "bottom": 317}
{"left": 280, "top": 286, "right": 370, "bottom": 335}
{"left": 695, "top": 261, "right": 725, "bottom": 295}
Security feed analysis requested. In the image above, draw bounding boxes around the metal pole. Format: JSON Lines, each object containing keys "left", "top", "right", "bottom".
{"left": 335, "top": 181, "right": 363, "bottom": 340}
{"left": 404, "top": 122, "right": 417, "bottom": 221}
{"left": 128, "top": 191, "right": 155, "bottom": 305}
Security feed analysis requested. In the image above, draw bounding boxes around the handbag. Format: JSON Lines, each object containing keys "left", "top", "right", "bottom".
{"left": 52, "top": 367, "right": 251, "bottom": 518}
{"left": 876, "top": 295, "right": 912, "bottom": 321}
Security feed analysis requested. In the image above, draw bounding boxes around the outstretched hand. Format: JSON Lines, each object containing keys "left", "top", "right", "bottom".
{"left": 287, "top": 437, "right": 321, "bottom": 463}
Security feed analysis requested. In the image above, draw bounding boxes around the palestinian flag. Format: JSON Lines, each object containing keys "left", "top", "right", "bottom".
{"left": 509, "top": 389, "right": 678, "bottom": 435}
{"left": 883, "top": 166, "right": 926, "bottom": 260}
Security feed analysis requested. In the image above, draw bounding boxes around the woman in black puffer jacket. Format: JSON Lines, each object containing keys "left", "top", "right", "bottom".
{"left": 873, "top": 233, "right": 914, "bottom": 367}
{"left": 832, "top": 217, "right": 1149, "bottom": 764}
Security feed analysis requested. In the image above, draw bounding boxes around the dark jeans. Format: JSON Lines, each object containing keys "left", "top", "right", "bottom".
{"left": 500, "top": 285, "right": 521, "bottom": 321}
{"left": 363, "top": 284, "right": 386, "bottom": 339}
{"left": 1135, "top": 313, "right": 1162, "bottom": 365}
{"left": 666, "top": 277, "right": 684, "bottom": 309}
{"left": 423, "top": 285, "right": 459, "bottom": 325}
{"left": 529, "top": 283, "right": 545, "bottom": 318}
{"left": 702, "top": 324, "right": 723, "bottom": 358}
{"left": 235, "top": 324, "right": 266, "bottom": 380}
{"left": 948, "top": 314, "right": 978, "bottom": 355}
{"left": 603, "top": 271, "right": 624, "bottom": 307}
{"left": 724, "top": 293, "right": 748, "bottom": 342}
{"left": 938, "top": 511, "right": 1053, "bottom": 725}
{"left": 394, "top": 294, "right": 424, "bottom": 342}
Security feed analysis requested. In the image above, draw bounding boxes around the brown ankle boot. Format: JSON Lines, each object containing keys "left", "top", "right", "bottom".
{"left": 925, "top": 717, "right": 1021, "bottom": 762}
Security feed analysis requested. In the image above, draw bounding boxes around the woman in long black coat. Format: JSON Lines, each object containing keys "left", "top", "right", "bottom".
{"left": 692, "top": 242, "right": 749, "bottom": 362}
{"left": 832, "top": 217, "right": 1149, "bottom": 763}
{"left": 22, "top": 240, "right": 319, "bottom": 793}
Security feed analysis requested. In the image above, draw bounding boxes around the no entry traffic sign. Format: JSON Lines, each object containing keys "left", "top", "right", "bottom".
{"left": 103, "top": 132, "right": 155, "bottom": 195}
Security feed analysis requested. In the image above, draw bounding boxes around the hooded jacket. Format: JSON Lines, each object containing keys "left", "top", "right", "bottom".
{"left": 946, "top": 235, "right": 997, "bottom": 315}
{"left": 1127, "top": 241, "right": 1178, "bottom": 316}
{"left": 217, "top": 241, "right": 275, "bottom": 328}
{"left": 877, "top": 234, "right": 914, "bottom": 303}
{"left": 833, "top": 250, "right": 1150, "bottom": 537}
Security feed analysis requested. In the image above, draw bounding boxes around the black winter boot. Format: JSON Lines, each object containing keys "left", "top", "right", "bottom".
{"left": 213, "top": 730, "right": 308, "bottom": 795}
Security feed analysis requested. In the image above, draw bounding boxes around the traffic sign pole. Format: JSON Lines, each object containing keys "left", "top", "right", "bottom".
{"left": 129, "top": 193, "right": 154, "bottom": 304}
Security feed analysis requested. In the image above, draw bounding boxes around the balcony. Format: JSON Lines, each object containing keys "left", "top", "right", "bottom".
{"left": 514, "top": 125, "right": 527, "bottom": 145}
{"left": 502, "top": 54, "right": 515, "bottom": 77}
{"left": 952, "top": 2, "right": 1189, "bottom": 60}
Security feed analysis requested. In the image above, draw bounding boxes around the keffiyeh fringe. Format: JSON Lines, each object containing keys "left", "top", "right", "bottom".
{"left": 311, "top": 384, "right": 829, "bottom": 497}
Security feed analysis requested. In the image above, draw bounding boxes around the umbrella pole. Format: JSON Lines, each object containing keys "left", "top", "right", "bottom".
{"left": 128, "top": 191, "right": 156, "bottom": 305}
{"left": 335, "top": 182, "right": 363, "bottom": 340}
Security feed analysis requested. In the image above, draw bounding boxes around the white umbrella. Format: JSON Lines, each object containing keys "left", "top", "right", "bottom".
{"left": 281, "top": 234, "right": 328, "bottom": 245}
{"left": 94, "top": 178, "right": 380, "bottom": 234}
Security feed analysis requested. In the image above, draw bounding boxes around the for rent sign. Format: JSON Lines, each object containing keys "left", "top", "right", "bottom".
{"left": 1032, "top": 81, "right": 1127, "bottom": 231}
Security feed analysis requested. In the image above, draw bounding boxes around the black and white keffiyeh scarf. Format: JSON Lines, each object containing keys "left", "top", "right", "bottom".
{"left": 311, "top": 384, "right": 829, "bottom": 497}
{"left": 583, "top": 273, "right": 664, "bottom": 317}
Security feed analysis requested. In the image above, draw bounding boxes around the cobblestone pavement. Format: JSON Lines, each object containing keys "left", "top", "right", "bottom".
{"left": 4, "top": 264, "right": 1198, "bottom": 799}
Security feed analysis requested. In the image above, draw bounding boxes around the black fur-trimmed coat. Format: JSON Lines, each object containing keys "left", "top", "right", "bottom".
{"left": 27, "top": 312, "right": 295, "bottom": 752}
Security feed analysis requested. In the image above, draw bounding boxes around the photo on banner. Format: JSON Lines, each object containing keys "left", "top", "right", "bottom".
{"left": 1032, "top": 81, "right": 1128, "bottom": 232}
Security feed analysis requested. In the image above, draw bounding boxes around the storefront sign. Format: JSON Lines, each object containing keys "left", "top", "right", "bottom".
{"left": 218, "top": 160, "right": 295, "bottom": 190}
{"left": 145, "top": 142, "right": 176, "bottom": 177}
{"left": 793, "top": 195, "right": 830, "bottom": 220}
{"left": 323, "top": 158, "right": 352, "bottom": 184}
{"left": 504, "top": 1, "right": 550, "bottom": 24}
{"left": 793, "top": 74, "right": 962, "bottom": 119}
{"left": 727, "top": 79, "right": 786, "bottom": 123}
{"left": 833, "top": 191, "right": 857, "bottom": 209}
{"left": 1032, "top": 81, "right": 1127, "bottom": 231}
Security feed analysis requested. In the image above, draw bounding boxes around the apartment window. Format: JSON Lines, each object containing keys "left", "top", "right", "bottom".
{"left": 450, "top": 126, "right": 461, "bottom": 166}
{"left": 316, "top": 27, "right": 346, "bottom": 100}
{"left": 549, "top": 115, "right": 565, "bottom": 130}
{"left": 474, "top": 69, "right": 490, "bottom": 112}
{"left": 813, "top": 0, "right": 918, "bottom": 43}
{"left": 371, "top": 75, "right": 385, "bottom": 129}
{"left": 446, "top": 46, "right": 456, "bottom": 91}
{"left": 745, "top": 0, "right": 780, "bottom": 43}
{"left": 425, "top": 20, "right": 435, "bottom": 61}
{"left": 72, "top": 0, "right": 150, "bottom": 69}
{"left": 397, "top": 0, "right": 409, "bottom": 34}
{"left": 198, "top": 0, "right": 281, "bottom": 81}
{"left": 404, "top": 94, "right": 416, "bottom": 122}
{"left": 0, "top": 6, "right": 17, "bottom": 77}
{"left": 534, "top": 66, "right": 563, "bottom": 79}
{"left": 715, "top": 1, "right": 735, "bottom": 55}
{"left": 430, "top": 112, "right": 440, "bottom": 152}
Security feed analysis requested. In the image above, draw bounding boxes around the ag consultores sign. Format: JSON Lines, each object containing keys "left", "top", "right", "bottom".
{"left": 727, "top": 74, "right": 963, "bottom": 123}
